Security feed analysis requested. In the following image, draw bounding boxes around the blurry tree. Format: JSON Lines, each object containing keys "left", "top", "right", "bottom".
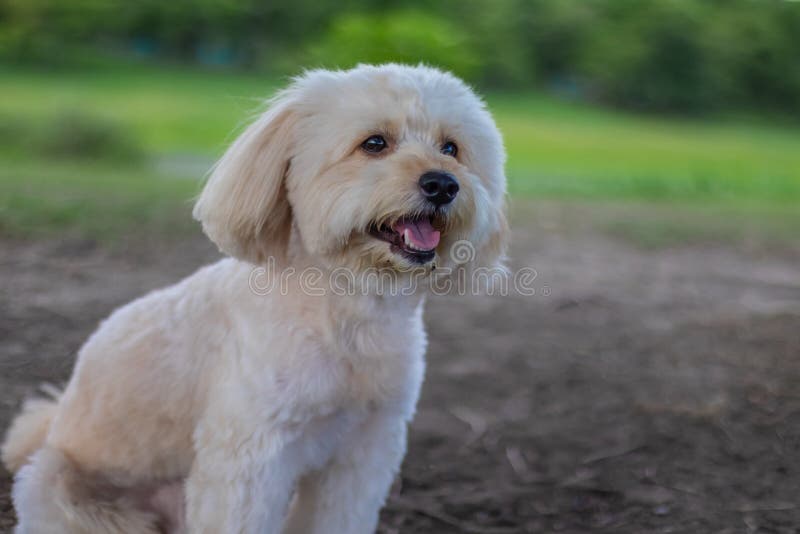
{"left": 523, "top": 0, "right": 593, "bottom": 87}
{"left": 307, "top": 10, "right": 481, "bottom": 81}
{"left": 0, "top": 0, "right": 798, "bottom": 117}
{"left": 0, "top": 0, "right": 121, "bottom": 63}
{"left": 706, "top": 1, "right": 800, "bottom": 114}
{"left": 578, "top": 0, "right": 716, "bottom": 112}
{"left": 446, "top": 0, "right": 536, "bottom": 87}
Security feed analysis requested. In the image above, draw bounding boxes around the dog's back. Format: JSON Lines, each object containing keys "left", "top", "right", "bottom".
{"left": 3, "top": 259, "right": 243, "bottom": 533}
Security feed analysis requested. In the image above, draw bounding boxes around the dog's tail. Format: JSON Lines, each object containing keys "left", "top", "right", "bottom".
{"left": 2, "top": 384, "right": 61, "bottom": 474}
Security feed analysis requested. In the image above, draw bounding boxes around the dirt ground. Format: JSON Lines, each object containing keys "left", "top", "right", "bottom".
{"left": 1, "top": 202, "right": 799, "bottom": 533}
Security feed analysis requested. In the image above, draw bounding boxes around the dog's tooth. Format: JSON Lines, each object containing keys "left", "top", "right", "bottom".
{"left": 401, "top": 228, "right": 434, "bottom": 253}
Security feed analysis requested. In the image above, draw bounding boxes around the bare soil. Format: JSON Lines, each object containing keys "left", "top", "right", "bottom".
{"left": 2, "top": 202, "right": 800, "bottom": 533}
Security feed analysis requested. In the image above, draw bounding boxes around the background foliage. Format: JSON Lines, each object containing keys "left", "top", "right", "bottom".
{"left": 1, "top": 0, "right": 799, "bottom": 116}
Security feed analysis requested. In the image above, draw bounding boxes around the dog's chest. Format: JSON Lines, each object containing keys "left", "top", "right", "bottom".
{"left": 328, "top": 313, "right": 426, "bottom": 408}
{"left": 242, "top": 295, "right": 427, "bottom": 428}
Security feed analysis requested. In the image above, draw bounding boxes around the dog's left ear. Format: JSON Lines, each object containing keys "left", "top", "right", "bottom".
{"left": 193, "top": 89, "right": 298, "bottom": 264}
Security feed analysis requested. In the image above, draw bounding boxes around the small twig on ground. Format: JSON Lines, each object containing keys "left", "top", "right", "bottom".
{"left": 652, "top": 483, "right": 704, "bottom": 498}
{"left": 448, "top": 406, "right": 489, "bottom": 437}
{"left": 581, "top": 444, "right": 645, "bottom": 465}
{"left": 731, "top": 502, "right": 796, "bottom": 513}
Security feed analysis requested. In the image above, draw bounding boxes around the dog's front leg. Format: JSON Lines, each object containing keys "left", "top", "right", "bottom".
{"left": 282, "top": 413, "right": 408, "bottom": 534}
{"left": 185, "top": 422, "right": 300, "bottom": 534}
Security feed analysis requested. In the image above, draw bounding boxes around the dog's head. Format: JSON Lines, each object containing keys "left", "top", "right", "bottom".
{"left": 194, "top": 64, "right": 508, "bottom": 278}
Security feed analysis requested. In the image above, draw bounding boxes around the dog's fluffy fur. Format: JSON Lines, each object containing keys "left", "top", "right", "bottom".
{"left": 2, "top": 64, "right": 508, "bottom": 533}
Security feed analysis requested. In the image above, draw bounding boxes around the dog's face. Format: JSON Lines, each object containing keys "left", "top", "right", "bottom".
{"left": 195, "top": 64, "right": 508, "bottom": 279}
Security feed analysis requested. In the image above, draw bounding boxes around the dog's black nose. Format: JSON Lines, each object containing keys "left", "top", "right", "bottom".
{"left": 419, "top": 171, "right": 459, "bottom": 206}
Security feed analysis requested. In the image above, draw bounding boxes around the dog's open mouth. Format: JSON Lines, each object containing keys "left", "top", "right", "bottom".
{"left": 369, "top": 215, "right": 442, "bottom": 264}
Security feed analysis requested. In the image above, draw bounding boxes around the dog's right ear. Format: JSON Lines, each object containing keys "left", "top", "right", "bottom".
{"left": 193, "top": 89, "right": 298, "bottom": 264}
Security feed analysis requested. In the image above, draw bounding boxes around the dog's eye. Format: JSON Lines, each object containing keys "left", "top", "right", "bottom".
{"left": 441, "top": 141, "right": 458, "bottom": 158}
{"left": 361, "top": 135, "right": 387, "bottom": 154}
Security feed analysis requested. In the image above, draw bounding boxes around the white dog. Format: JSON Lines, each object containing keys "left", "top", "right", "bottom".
{"left": 2, "top": 63, "right": 508, "bottom": 533}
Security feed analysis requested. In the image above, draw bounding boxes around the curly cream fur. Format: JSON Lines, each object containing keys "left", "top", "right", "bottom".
{"left": 2, "top": 63, "right": 508, "bottom": 533}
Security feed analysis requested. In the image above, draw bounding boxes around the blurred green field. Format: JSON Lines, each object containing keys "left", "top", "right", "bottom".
{"left": 1, "top": 64, "right": 799, "bottom": 241}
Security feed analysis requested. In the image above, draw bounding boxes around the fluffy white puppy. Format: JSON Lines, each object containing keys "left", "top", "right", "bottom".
{"left": 2, "top": 63, "right": 508, "bottom": 533}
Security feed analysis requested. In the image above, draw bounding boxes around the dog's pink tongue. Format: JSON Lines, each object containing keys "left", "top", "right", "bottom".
{"left": 393, "top": 219, "right": 440, "bottom": 250}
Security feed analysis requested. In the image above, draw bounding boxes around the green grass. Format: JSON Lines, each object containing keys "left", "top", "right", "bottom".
{"left": 0, "top": 63, "right": 278, "bottom": 155}
{"left": 493, "top": 95, "right": 800, "bottom": 202}
{"left": 0, "top": 158, "right": 199, "bottom": 240}
{"left": 1, "top": 62, "right": 799, "bottom": 241}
